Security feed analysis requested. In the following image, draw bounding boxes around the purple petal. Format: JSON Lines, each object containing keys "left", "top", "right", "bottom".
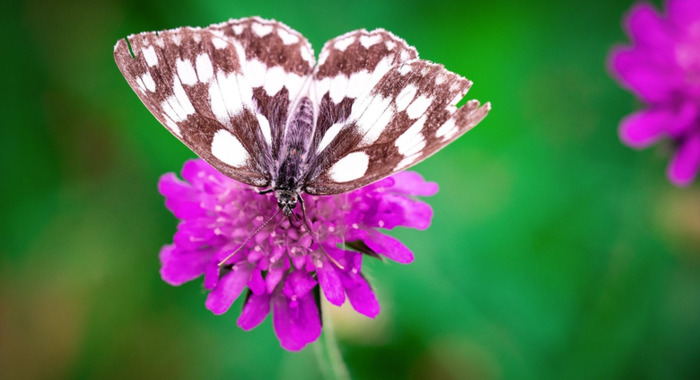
{"left": 158, "top": 173, "right": 206, "bottom": 220}
{"left": 205, "top": 264, "right": 253, "bottom": 315}
{"left": 341, "top": 273, "right": 380, "bottom": 318}
{"left": 668, "top": 0, "right": 700, "bottom": 28}
{"left": 181, "top": 159, "right": 220, "bottom": 189}
{"left": 266, "top": 259, "right": 289, "bottom": 294}
{"left": 284, "top": 270, "right": 317, "bottom": 299}
{"left": 363, "top": 230, "right": 415, "bottom": 264}
{"left": 610, "top": 47, "right": 676, "bottom": 103}
{"left": 159, "top": 245, "right": 210, "bottom": 285}
{"left": 668, "top": 135, "right": 700, "bottom": 186}
{"left": 316, "top": 258, "right": 345, "bottom": 306}
{"left": 272, "top": 293, "right": 322, "bottom": 351}
{"left": 238, "top": 293, "right": 271, "bottom": 330}
{"left": 380, "top": 194, "right": 434, "bottom": 230}
{"left": 203, "top": 262, "right": 220, "bottom": 290}
{"left": 248, "top": 268, "right": 266, "bottom": 295}
{"left": 619, "top": 109, "right": 670, "bottom": 148}
{"left": 624, "top": 3, "right": 672, "bottom": 48}
{"left": 390, "top": 171, "right": 439, "bottom": 196}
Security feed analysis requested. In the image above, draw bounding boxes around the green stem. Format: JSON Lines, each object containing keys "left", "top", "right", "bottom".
{"left": 314, "top": 301, "right": 351, "bottom": 380}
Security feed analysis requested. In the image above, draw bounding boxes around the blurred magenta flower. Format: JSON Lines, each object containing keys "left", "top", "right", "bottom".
{"left": 609, "top": 0, "right": 700, "bottom": 186}
{"left": 158, "top": 159, "right": 437, "bottom": 351}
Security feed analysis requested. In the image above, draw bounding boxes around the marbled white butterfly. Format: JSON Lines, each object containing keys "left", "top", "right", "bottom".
{"left": 114, "top": 17, "right": 490, "bottom": 216}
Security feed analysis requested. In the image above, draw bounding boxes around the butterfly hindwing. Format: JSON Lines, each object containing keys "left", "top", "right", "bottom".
{"left": 303, "top": 32, "right": 490, "bottom": 195}
{"left": 114, "top": 18, "right": 314, "bottom": 187}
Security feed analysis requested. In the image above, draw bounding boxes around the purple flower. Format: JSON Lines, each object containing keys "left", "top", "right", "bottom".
{"left": 609, "top": 0, "right": 700, "bottom": 186}
{"left": 158, "top": 159, "right": 437, "bottom": 351}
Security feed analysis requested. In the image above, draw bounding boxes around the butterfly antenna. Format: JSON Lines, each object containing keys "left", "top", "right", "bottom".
{"left": 217, "top": 208, "right": 282, "bottom": 269}
{"left": 295, "top": 196, "right": 345, "bottom": 270}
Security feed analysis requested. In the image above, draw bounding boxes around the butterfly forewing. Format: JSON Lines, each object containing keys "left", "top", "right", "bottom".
{"left": 115, "top": 18, "right": 490, "bottom": 198}
{"left": 302, "top": 31, "right": 490, "bottom": 195}
{"left": 114, "top": 18, "right": 315, "bottom": 187}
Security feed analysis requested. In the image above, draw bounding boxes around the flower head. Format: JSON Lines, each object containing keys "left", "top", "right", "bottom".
{"left": 609, "top": 0, "right": 700, "bottom": 186}
{"left": 158, "top": 159, "right": 437, "bottom": 350}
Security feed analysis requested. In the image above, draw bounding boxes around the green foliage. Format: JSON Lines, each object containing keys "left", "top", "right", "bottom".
{"left": 2, "top": 0, "right": 699, "bottom": 379}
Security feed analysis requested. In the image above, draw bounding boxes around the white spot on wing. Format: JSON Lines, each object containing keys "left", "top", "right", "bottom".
{"left": 334, "top": 36, "right": 354, "bottom": 51}
{"left": 367, "top": 56, "right": 393, "bottom": 88}
{"left": 195, "top": 54, "right": 213, "bottom": 82}
{"left": 245, "top": 59, "right": 267, "bottom": 88}
{"left": 211, "top": 36, "right": 228, "bottom": 49}
{"left": 314, "top": 77, "right": 330, "bottom": 103}
{"left": 142, "top": 46, "right": 158, "bottom": 67}
{"left": 385, "top": 40, "right": 396, "bottom": 50}
{"left": 140, "top": 72, "right": 156, "bottom": 92}
{"left": 436, "top": 118, "right": 458, "bottom": 139}
{"left": 284, "top": 72, "right": 304, "bottom": 97}
{"left": 346, "top": 70, "right": 370, "bottom": 98}
{"left": 277, "top": 28, "right": 300, "bottom": 45}
{"left": 352, "top": 94, "right": 390, "bottom": 134}
{"left": 162, "top": 76, "right": 195, "bottom": 123}
{"left": 395, "top": 84, "right": 417, "bottom": 112}
{"left": 176, "top": 58, "right": 197, "bottom": 86}
{"left": 172, "top": 78, "right": 195, "bottom": 116}
{"left": 316, "top": 123, "right": 343, "bottom": 153}
{"left": 398, "top": 64, "right": 412, "bottom": 75}
{"left": 257, "top": 113, "right": 272, "bottom": 145}
{"left": 263, "top": 66, "right": 285, "bottom": 95}
{"left": 300, "top": 47, "right": 314, "bottom": 65}
{"left": 165, "top": 118, "right": 182, "bottom": 137}
{"left": 211, "top": 129, "right": 248, "bottom": 167}
{"left": 209, "top": 80, "right": 228, "bottom": 123}
{"left": 395, "top": 152, "right": 421, "bottom": 172}
{"left": 209, "top": 71, "right": 243, "bottom": 124}
{"left": 406, "top": 95, "right": 432, "bottom": 119}
{"left": 135, "top": 76, "right": 146, "bottom": 92}
{"left": 251, "top": 22, "right": 273, "bottom": 37}
{"left": 236, "top": 73, "right": 254, "bottom": 110}
{"left": 171, "top": 34, "right": 182, "bottom": 46}
{"left": 329, "top": 151, "right": 369, "bottom": 183}
{"left": 353, "top": 94, "right": 393, "bottom": 145}
{"left": 318, "top": 49, "right": 330, "bottom": 66}
{"left": 329, "top": 75, "right": 349, "bottom": 104}
{"left": 395, "top": 115, "right": 426, "bottom": 155}
{"left": 359, "top": 34, "right": 381, "bottom": 49}
{"left": 232, "top": 24, "right": 245, "bottom": 35}
{"left": 162, "top": 96, "right": 185, "bottom": 122}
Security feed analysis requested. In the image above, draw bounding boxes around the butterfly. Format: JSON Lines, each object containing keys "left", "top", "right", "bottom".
{"left": 114, "top": 17, "right": 490, "bottom": 216}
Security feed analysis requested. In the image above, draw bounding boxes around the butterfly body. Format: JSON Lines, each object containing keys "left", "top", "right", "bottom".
{"left": 114, "top": 17, "right": 490, "bottom": 212}
{"left": 275, "top": 97, "right": 314, "bottom": 192}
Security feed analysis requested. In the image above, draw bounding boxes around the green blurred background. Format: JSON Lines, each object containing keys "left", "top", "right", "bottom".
{"left": 2, "top": 0, "right": 700, "bottom": 378}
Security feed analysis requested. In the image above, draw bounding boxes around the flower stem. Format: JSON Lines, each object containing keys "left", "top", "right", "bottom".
{"left": 315, "top": 301, "right": 351, "bottom": 380}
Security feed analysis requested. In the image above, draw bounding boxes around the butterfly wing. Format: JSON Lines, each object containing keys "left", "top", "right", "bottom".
{"left": 114, "top": 17, "right": 314, "bottom": 187}
{"left": 303, "top": 29, "right": 490, "bottom": 195}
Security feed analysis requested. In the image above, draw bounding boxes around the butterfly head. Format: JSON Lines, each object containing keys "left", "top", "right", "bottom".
{"left": 275, "top": 190, "right": 298, "bottom": 216}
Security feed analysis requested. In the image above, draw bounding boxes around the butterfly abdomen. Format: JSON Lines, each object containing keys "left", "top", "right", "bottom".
{"left": 275, "top": 97, "right": 315, "bottom": 191}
